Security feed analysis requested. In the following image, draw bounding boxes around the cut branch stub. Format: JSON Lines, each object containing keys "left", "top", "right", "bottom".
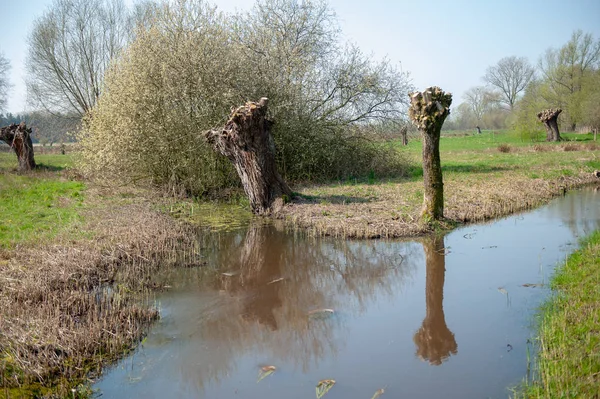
{"left": 0, "top": 122, "right": 37, "bottom": 171}
{"left": 537, "top": 108, "right": 562, "bottom": 142}
{"left": 205, "top": 98, "right": 292, "bottom": 215}
{"left": 408, "top": 87, "right": 452, "bottom": 221}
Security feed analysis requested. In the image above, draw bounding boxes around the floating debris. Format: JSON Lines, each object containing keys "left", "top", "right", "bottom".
{"left": 267, "top": 277, "right": 285, "bottom": 285}
{"left": 522, "top": 283, "right": 543, "bottom": 288}
{"left": 257, "top": 365, "right": 276, "bottom": 383}
{"left": 507, "top": 344, "right": 513, "bottom": 352}
{"left": 497, "top": 287, "right": 508, "bottom": 295}
{"left": 482, "top": 245, "right": 498, "bottom": 249}
{"left": 308, "top": 309, "right": 335, "bottom": 320}
{"left": 316, "top": 379, "right": 336, "bottom": 398}
{"left": 221, "top": 271, "right": 239, "bottom": 277}
{"left": 371, "top": 388, "right": 385, "bottom": 399}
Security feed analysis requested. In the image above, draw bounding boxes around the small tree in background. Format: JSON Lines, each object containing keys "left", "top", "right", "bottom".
{"left": 0, "top": 52, "right": 10, "bottom": 113}
{"left": 484, "top": 56, "right": 535, "bottom": 110}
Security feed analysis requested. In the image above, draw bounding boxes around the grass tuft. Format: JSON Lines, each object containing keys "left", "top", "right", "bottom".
{"left": 497, "top": 143, "right": 512, "bottom": 153}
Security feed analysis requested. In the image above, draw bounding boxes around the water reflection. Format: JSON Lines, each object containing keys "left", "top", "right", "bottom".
{"left": 549, "top": 187, "right": 600, "bottom": 237}
{"left": 413, "top": 236, "right": 457, "bottom": 365}
{"left": 95, "top": 188, "right": 600, "bottom": 399}
{"left": 151, "top": 223, "right": 419, "bottom": 393}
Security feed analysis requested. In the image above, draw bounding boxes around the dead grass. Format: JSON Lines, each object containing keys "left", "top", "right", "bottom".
{"left": 560, "top": 142, "right": 580, "bottom": 151}
{"left": 0, "top": 186, "right": 204, "bottom": 396}
{"left": 532, "top": 144, "right": 550, "bottom": 152}
{"left": 278, "top": 148, "right": 600, "bottom": 238}
{"left": 497, "top": 143, "right": 512, "bottom": 153}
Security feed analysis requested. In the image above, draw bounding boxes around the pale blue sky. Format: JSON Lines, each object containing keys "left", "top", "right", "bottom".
{"left": 1, "top": 0, "right": 599, "bottom": 114}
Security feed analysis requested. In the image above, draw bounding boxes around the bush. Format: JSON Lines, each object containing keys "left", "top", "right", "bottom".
{"left": 79, "top": 0, "right": 413, "bottom": 196}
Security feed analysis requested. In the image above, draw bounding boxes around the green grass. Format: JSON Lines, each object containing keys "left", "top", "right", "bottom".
{"left": 0, "top": 153, "right": 84, "bottom": 248}
{"left": 403, "top": 130, "right": 597, "bottom": 153}
{"left": 389, "top": 130, "right": 599, "bottom": 182}
{"left": 520, "top": 231, "right": 600, "bottom": 398}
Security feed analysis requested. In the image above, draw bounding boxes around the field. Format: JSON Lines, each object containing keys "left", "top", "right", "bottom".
{"left": 0, "top": 129, "right": 599, "bottom": 396}
{"left": 280, "top": 130, "right": 600, "bottom": 238}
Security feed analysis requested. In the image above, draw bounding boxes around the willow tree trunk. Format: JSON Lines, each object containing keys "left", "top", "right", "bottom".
{"left": 0, "top": 122, "right": 37, "bottom": 171}
{"left": 414, "top": 235, "right": 457, "bottom": 365}
{"left": 408, "top": 87, "right": 452, "bottom": 221}
{"left": 205, "top": 98, "right": 292, "bottom": 215}
{"left": 400, "top": 125, "right": 408, "bottom": 146}
{"left": 537, "top": 108, "right": 562, "bottom": 142}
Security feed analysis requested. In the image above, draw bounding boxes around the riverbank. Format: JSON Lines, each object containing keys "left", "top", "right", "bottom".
{"left": 279, "top": 135, "right": 600, "bottom": 238}
{"left": 1, "top": 131, "right": 599, "bottom": 396}
{"left": 520, "top": 230, "right": 600, "bottom": 398}
{"left": 0, "top": 156, "right": 205, "bottom": 397}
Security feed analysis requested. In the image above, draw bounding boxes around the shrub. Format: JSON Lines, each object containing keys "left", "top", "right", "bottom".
{"left": 79, "top": 0, "right": 413, "bottom": 196}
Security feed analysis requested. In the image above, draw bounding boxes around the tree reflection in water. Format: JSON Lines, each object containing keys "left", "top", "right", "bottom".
{"left": 413, "top": 235, "right": 458, "bottom": 365}
{"left": 171, "top": 222, "right": 419, "bottom": 389}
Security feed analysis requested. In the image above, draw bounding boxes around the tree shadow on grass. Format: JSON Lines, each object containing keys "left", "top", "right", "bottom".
{"left": 409, "top": 164, "right": 514, "bottom": 178}
{"left": 36, "top": 163, "right": 66, "bottom": 172}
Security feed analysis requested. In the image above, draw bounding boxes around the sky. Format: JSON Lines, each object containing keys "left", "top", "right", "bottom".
{"left": 1, "top": 0, "right": 599, "bottom": 114}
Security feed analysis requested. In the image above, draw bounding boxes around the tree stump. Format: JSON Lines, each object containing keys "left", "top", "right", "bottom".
{"left": 537, "top": 108, "right": 562, "bottom": 142}
{"left": 0, "top": 122, "right": 37, "bottom": 171}
{"left": 205, "top": 98, "right": 292, "bottom": 215}
{"left": 476, "top": 125, "right": 481, "bottom": 134}
{"left": 408, "top": 87, "right": 452, "bottom": 221}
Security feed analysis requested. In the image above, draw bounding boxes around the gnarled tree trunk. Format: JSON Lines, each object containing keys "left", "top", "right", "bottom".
{"left": 409, "top": 87, "right": 452, "bottom": 221}
{"left": 205, "top": 98, "right": 292, "bottom": 215}
{"left": 0, "top": 122, "right": 37, "bottom": 171}
{"left": 400, "top": 125, "right": 408, "bottom": 146}
{"left": 537, "top": 108, "right": 562, "bottom": 142}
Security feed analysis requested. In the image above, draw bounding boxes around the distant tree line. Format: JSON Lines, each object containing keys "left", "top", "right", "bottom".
{"left": 445, "top": 30, "right": 600, "bottom": 136}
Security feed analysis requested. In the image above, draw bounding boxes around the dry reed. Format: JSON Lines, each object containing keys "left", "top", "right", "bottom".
{"left": 0, "top": 187, "right": 204, "bottom": 396}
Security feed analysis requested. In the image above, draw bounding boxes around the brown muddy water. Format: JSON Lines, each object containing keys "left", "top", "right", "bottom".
{"left": 94, "top": 188, "right": 600, "bottom": 399}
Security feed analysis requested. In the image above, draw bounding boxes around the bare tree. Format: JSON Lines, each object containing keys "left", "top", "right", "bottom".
{"left": 26, "top": 0, "right": 132, "bottom": 117}
{"left": 0, "top": 51, "right": 10, "bottom": 112}
{"left": 462, "top": 86, "right": 502, "bottom": 130}
{"left": 484, "top": 56, "right": 535, "bottom": 110}
{"left": 236, "top": 0, "right": 412, "bottom": 126}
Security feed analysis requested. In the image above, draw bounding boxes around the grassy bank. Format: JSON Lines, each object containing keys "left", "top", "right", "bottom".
{"left": 520, "top": 231, "right": 600, "bottom": 398}
{"left": 0, "top": 154, "right": 205, "bottom": 397}
{"left": 280, "top": 131, "right": 600, "bottom": 238}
